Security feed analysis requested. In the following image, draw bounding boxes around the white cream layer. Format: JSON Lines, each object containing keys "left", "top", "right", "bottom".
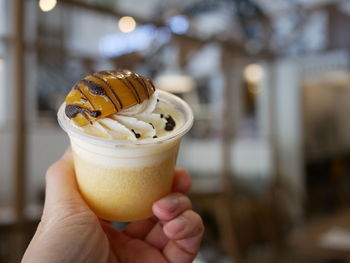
{"left": 63, "top": 90, "right": 187, "bottom": 168}
{"left": 72, "top": 91, "right": 180, "bottom": 140}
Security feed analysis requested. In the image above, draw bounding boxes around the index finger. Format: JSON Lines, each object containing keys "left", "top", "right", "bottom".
{"left": 122, "top": 168, "right": 191, "bottom": 238}
{"left": 172, "top": 168, "right": 191, "bottom": 194}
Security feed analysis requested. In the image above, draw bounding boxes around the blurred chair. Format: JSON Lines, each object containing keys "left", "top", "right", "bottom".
{"left": 289, "top": 209, "right": 350, "bottom": 262}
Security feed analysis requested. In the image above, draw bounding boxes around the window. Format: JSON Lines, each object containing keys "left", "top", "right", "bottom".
{"left": 0, "top": 0, "right": 8, "bottom": 126}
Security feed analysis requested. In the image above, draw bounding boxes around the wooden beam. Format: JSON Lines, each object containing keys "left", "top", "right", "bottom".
{"left": 219, "top": 50, "right": 244, "bottom": 263}
{"left": 13, "top": 0, "right": 26, "bottom": 225}
{"left": 12, "top": 0, "right": 27, "bottom": 260}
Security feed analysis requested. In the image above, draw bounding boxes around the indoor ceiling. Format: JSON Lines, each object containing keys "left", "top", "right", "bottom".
{"left": 71, "top": 0, "right": 346, "bottom": 19}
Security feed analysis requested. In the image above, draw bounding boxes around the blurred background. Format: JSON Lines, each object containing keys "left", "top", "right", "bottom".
{"left": 1, "top": 0, "right": 350, "bottom": 262}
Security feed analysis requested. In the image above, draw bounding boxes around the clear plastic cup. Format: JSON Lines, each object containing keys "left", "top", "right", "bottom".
{"left": 57, "top": 90, "right": 193, "bottom": 222}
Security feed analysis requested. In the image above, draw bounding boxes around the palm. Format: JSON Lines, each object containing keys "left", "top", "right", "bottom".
{"left": 23, "top": 150, "right": 203, "bottom": 263}
{"left": 100, "top": 218, "right": 172, "bottom": 262}
{"left": 65, "top": 168, "right": 201, "bottom": 263}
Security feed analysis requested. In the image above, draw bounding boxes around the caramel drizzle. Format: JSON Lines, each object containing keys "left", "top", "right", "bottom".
{"left": 91, "top": 74, "right": 122, "bottom": 111}
{"left": 123, "top": 77, "right": 142, "bottom": 103}
{"left": 134, "top": 75, "right": 151, "bottom": 98}
{"left": 94, "top": 73, "right": 123, "bottom": 109}
{"left": 70, "top": 79, "right": 108, "bottom": 123}
{"left": 65, "top": 104, "right": 101, "bottom": 124}
{"left": 104, "top": 71, "right": 141, "bottom": 104}
{"left": 80, "top": 79, "right": 103, "bottom": 94}
{"left": 105, "top": 70, "right": 153, "bottom": 101}
{"left": 133, "top": 72, "right": 155, "bottom": 98}
{"left": 73, "top": 83, "right": 95, "bottom": 109}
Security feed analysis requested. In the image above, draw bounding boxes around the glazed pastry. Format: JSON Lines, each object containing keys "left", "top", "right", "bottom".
{"left": 65, "top": 69, "right": 155, "bottom": 126}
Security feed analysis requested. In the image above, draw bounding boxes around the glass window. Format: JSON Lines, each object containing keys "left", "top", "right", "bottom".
{"left": 0, "top": 0, "right": 8, "bottom": 126}
{"left": 0, "top": 0, "right": 7, "bottom": 37}
{"left": 0, "top": 45, "right": 5, "bottom": 126}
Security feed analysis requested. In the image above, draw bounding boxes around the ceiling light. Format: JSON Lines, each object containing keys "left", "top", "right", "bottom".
{"left": 0, "top": 59, "right": 4, "bottom": 72}
{"left": 39, "top": 0, "right": 57, "bottom": 12}
{"left": 244, "top": 64, "right": 264, "bottom": 84}
{"left": 118, "top": 16, "right": 137, "bottom": 33}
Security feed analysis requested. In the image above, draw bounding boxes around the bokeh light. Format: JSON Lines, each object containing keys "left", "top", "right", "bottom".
{"left": 118, "top": 16, "right": 137, "bottom": 33}
{"left": 154, "top": 74, "right": 195, "bottom": 93}
{"left": 166, "top": 15, "right": 189, "bottom": 35}
{"left": 244, "top": 63, "right": 264, "bottom": 84}
{"left": 39, "top": 0, "right": 57, "bottom": 12}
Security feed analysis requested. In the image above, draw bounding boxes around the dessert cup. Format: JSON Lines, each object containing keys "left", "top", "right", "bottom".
{"left": 57, "top": 90, "right": 193, "bottom": 222}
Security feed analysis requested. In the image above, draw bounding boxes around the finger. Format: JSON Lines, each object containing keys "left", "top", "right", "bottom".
{"left": 172, "top": 168, "right": 191, "bottom": 194}
{"left": 153, "top": 193, "right": 192, "bottom": 222}
{"left": 163, "top": 210, "right": 204, "bottom": 263}
{"left": 103, "top": 222, "right": 168, "bottom": 263}
{"left": 144, "top": 222, "right": 168, "bottom": 249}
{"left": 122, "top": 216, "right": 158, "bottom": 239}
{"left": 125, "top": 169, "right": 190, "bottom": 239}
{"left": 145, "top": 193, "right": 192, "bottom": 249}
{"left": 44, "top": 148, "right": 83, "bottom": 208}
{"left": 101, "top": 221, "right": 132, "bottom": 250}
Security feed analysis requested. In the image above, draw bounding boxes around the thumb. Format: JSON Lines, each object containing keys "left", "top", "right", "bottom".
{"left": 44, "top": 148, "right": 84, "bottom": 209}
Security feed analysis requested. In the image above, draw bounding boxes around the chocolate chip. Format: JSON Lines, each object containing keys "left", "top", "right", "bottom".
{"left": 131, "top": 129, "right": 141, "bottom": 138}
{"left": 164, "top": 115, "right": 176, "bottom": 131}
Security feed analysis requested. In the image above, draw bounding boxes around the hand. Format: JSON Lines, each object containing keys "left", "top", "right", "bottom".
{"left": 22, "top": 149, "right": 204, "bottom": 263}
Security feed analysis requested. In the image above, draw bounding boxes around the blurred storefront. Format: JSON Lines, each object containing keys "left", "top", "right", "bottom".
{"left": 1, "top": 0, "right": 350, "bottom": 262}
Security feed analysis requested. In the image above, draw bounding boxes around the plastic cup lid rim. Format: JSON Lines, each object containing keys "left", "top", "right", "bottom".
{"left": 57, "top": 90, "right": 194, "bottom": 147}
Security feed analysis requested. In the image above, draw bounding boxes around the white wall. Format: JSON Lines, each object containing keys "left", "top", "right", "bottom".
{"left": 26, "top": 126, "right": 69, "bottom": 203}
{"left": 0, "top": 126, "right": 69, "bottom": 205}
{"left": 0, "top": 126, "right": 275, "bottom": 205}
{"left": 274, "top": 59, "right": 304, "bottom": 208}
{"left": 0, "top": 127, "right": 15, "bottom": 204}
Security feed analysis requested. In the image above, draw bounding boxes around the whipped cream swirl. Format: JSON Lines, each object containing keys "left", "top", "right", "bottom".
{"left": 73, "top": 91, "right": 176, "bottom": 140}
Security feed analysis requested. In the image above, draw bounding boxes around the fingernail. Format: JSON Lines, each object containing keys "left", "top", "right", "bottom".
{"left": 168, "top": 216, "right": 186, "bottom": 233}
{"left": 157, "top": 195, "right": 180, "bottom": 212}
